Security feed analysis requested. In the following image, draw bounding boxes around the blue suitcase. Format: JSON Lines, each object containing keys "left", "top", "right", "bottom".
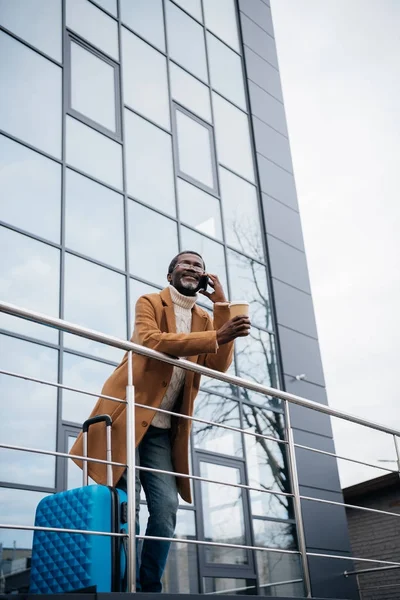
{"left": 29, "top": 415, "right": 128, "bottom": 594}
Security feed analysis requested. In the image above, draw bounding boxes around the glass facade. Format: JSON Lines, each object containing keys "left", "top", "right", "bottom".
{"left": 0, "top": 0, "right": 303, "bottom": 595}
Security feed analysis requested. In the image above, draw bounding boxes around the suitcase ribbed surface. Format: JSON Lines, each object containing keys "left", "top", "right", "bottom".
{"left": 30, "top": 487, "right": 101, "bottom": 593}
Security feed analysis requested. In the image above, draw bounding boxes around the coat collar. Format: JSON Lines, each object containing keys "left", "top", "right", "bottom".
{"left": 160, "top": 287, "right": 208, "bottom": 333}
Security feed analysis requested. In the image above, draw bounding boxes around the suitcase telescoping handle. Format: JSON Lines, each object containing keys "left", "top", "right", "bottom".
{"left": 82, "top": 414, "right": 113, "bottom": 487}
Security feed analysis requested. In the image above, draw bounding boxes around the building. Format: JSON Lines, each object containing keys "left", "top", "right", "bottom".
{"left": 343, "top": 473, "right": 400, "bottom": 600}
{"left": 0, "top": 0, "right": 358, "bottom": 598}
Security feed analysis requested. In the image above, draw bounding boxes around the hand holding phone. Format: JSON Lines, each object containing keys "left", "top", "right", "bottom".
{"left": 198, "top": 274, "right": 227, "bottom": 304}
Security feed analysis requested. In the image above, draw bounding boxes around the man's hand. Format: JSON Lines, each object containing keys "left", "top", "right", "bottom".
{"left": 199, "top": 274, "right": 227, "bottom": 303}
{"left": 217, "top": 316, "right": 251, "bottom": 346}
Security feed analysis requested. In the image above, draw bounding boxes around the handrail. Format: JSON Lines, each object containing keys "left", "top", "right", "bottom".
{"left": 1, "top": 300, "right": 400, "bottom": 437}
{"left": 2, "top": 299, "right": 400, "bottom": 598}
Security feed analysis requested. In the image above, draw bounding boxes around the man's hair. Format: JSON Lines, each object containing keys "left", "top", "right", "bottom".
{"left": 168, "top": 251, "right": 205, "bottom": 274}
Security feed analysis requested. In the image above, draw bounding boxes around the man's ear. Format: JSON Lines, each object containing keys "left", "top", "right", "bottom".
{"left": 167, "top": 273, "right": 172, "bottom": 283}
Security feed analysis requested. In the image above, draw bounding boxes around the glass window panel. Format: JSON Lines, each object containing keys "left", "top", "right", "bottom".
{"left": 66, "top": 116, "right": 122, "bottom": 190}
{"left": 66, "top": 0, "right": 118, "bottom": 59}
{"left": 256, "top": 551, "right": 303, "bottom": 597}
{"left": 130, "top": 279, "right": 160, "bottom": 332}
{"left": 176, "top": 110, "right": 215, "bottom": 189}
{"left": 65, "top": 169, "right": 125, "bottom": 269}
{"left": 70, "top": 41, "right": 117, "bottom": 132}
{"left": 125, "top": 111, "right": 175, "bottom": 215}
{"left": 242, "top": 403, "right": 292, "bottom": 520}
{"left": 178, "top": 178, "right": 222, "bottom": 240}
{"left": 166, "top": 1, "right": 208, "bottom": 81}
{"left": 121, "top": 0, "right": 165, "bottom": 51}
{"left": 219, "top": 167, "right": 262, "bottom": 258}
{"left": 62, "top": 352, "right": 115, "bottom": 425}
{"left": 128, "top": 201, "right": 178, "bottom": 286}
{"left": 0, "top": 335, "right": 57, "bottom": 487}
{"left": 0, "top": 0, "right": 61, "bottom": 60}
{"left": 162, "top": 510, "right": 199, "bottom": 594}
{"left": 173, "top": 0, "right": 202, "bottom": 21}
{"left": 192, "top": 391, "right": 242, "bottom": 457}
{"left": 170, "top": 62, "right": 211, "bottom": 123}
{"left": 64, "top": 253, "right": 126, "bottom": 362}
{"left": 235, "top": 328, "right": 279, "bottom": 406}
{"left": 253, "top": 519, "right": 297, "bottom": 550}
{"left": 122, "top": 29, "right": 170, "bottom": 130}
{"left": 0, "top": 227, "right": 60, "bottom": 343}
{"left": 0, "top": 32, "right": 61, "bottom": 158}
{"left": 213, "top": 93, "right": 254, "bottom": 182}
{"left": 180, "top": 227, "right": 228, "bottom": 307}
{"left": 0, "top": 135, "right": 61, "bottom": 243}
{"left": 203, "top": 578, "right": 256, "bottom": 595}
{"left": 200, "top": 461, "right": 247, "bottom": 565}
{"left": 203, "top": 0, "right": 240, "bottom": 52}
{"left": 207, "top": 33, "right": 246, "bottom": 109}
{"left": 200, "top": 359, "right": 237, "bottom": 398}
{"left": 0, "top": 488, "right": 49, "bottom": 554}
{"left": 227, "top": 250, "right": 272, "bottom": 330}
{"left": 93, "top": 0, "right": 117, "bottom": 16}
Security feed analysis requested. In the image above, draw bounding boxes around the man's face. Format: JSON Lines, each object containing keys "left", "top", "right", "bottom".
{"left": 168, "top": 253, "right": 205, "bottom": 295}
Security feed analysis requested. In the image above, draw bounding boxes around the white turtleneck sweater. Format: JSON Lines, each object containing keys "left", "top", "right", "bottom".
{"left": 151, "top": 285, "right": 198, "bottom": 429}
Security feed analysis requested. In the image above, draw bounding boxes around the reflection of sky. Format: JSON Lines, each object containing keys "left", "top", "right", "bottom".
{"left": 227, "top": 249, "right": 272, "bottom": 330}
{"left": 63, "top": 253, "right": 126, "bottom": 363}
{"left": 193, "top": 391, "right": 242, "bottom": 457}
{"left": 0, "top": 135, "right": 61, "bottom": 243}
{"left": 0, "top": 31, "right": 62, "bottom": 158}
{"left": 62, "top": 352, "right": 115, "bottom": 424}
{"left": 0, "top": 226, "right": 60, "bottom": 343}
{"left": 0, "top": 334, "right": 58, "bottom": 487}
{"left": 0, "top": 487, "right": 49, "bottom": 549}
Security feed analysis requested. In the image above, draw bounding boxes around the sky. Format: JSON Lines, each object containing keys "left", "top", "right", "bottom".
{"left": 270, "top": 0, "right": 400, "bottom": 487}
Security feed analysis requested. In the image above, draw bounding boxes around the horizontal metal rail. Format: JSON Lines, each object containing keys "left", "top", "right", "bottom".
{"left": 0, "top": 368, "right": 287, "bottom": 447}
{"left": 2, "top": 300, "right": 400, "bottom": 437}
{"left": 136, "top": 534, "right": 300, "bottom": 555}
{"left": 307, "top": 552, "right": 400, "bottom": 567}
{"left": 344, "top": 564, "right": 400, "bottom": 576}
{"left": 294, "top": 442, "right": 398, "bottom": 474}
{"left": 204, "top": 577, "right": 303, "bottom": 594}
{"left": 136, "top": 464, "right": 293, "bottom": 499}
{"left": 0, "top": 523, "right": 125, "bottom": 537}
{"left": 300, "top": 494, "right": 400, "bottom": 519}
{"left": 0, "top": 442, "right": 126, "bottom": 468}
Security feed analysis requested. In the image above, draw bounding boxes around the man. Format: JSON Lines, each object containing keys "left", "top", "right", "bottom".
{"left": 70, "top": 251, "right": 251, "bottom": 592}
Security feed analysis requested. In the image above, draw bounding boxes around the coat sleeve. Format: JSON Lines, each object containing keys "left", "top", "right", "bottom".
{"left": 135, "top": 296, "right": 218, "bottom": 357}
{"left": 204, "top": 303, "right": 234, "bottom": 373}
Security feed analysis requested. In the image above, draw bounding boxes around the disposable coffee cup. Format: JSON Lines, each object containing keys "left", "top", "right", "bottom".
{"left": 229, "top": 301, "right": 250, "bottom": 318}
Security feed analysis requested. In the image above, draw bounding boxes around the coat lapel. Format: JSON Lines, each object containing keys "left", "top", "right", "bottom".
{"left": 160, "top": 287, "right": 176, "bottom": 333}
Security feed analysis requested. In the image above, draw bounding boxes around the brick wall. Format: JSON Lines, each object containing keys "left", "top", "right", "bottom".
{"left": 345, "top": 480, "right": 400, "bottom": 600}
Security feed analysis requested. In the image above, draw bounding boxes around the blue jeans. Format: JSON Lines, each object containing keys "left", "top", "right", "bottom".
{"left": 117, "top": 425, "right": 179, "bottom": 593}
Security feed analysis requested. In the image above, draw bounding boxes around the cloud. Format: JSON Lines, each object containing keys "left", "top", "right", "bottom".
{"left": 271, "top": 0, "right": 400, "bottom": 485}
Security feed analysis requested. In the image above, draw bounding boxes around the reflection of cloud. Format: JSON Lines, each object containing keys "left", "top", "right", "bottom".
{"left": 62, "top": 353, "right": 114, "bottom": 424}
{"left": 0, "top": 487, "right": 48, "bottom": 550}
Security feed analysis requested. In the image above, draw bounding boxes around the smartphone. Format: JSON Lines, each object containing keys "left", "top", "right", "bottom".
{"left": 197, "top": 274, "right": 209, "bottom": 292}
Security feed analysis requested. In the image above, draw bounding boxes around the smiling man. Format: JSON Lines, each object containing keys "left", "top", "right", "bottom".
{"left": 70, "top": 251, "right": 250, "bottom": 592}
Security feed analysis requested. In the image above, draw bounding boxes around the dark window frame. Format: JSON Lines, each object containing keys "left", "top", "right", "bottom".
{"left": 193, "top": 451, "right": 256, "bottom": 581}
{"left": 65, "top": 31, "right": 122, "bottom": 141}
{"left": 172, "top": 102, "right": 219, "bottom": 196}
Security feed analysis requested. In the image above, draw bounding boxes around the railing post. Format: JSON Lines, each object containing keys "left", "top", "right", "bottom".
{"left": 283, "top": 400, "right": 312, "bottom": 598}
{"left": 393, "top": 435, "right": 400, "bottom": 478}
{"left": 126, "top": 351, "right": 136, "bottom": 592}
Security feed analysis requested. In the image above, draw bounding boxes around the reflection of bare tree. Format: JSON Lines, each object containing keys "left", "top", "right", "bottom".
{"left": 194, "top": 219, "right": 296, "bottom": 528}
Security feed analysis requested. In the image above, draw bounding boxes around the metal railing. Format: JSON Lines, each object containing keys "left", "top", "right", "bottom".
{"left": 1, "top": 300, "right": 400, "bottom": 598}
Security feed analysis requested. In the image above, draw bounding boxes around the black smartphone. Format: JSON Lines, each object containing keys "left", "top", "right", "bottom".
{"left": 197, "top": 274, "right": 209, "bottom": 292}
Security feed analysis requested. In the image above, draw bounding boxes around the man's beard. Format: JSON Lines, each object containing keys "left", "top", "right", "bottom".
{"left": 180, "top": 278, "right": 198, "bottom": 291}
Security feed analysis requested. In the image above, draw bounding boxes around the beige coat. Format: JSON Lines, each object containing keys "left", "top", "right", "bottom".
{"left": 70, "top": 287, "right": 234, "bottom": 502}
